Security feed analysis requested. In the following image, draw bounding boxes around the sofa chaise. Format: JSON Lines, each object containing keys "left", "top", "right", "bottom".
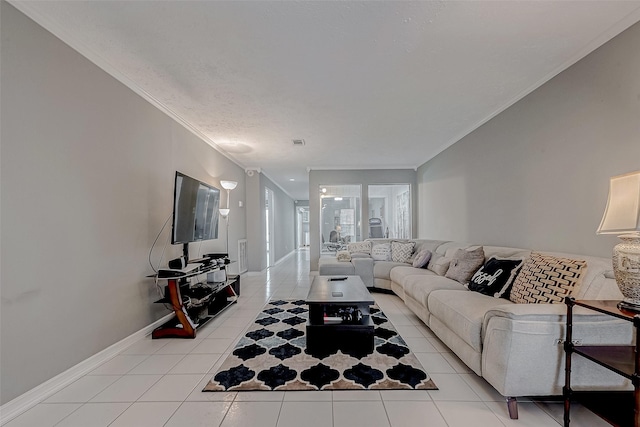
{"left": 318, "top": 238, "right": 632, "bottom": 418}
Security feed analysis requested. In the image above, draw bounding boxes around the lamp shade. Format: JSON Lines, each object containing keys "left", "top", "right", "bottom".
{"left": 220, "top": 180, "right": 238, "bottom": 191}
{"left": 597, "top": 171, "right": 640, "bottom": 235}
{"left": 219, "top": 208, "right": 230, "bottom": 218}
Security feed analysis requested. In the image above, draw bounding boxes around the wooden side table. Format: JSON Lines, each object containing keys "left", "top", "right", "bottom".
{"left": 563, "top": 298, "right": 640, "bottom": 427}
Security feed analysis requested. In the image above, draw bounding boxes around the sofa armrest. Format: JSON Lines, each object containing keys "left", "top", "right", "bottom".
{"left": 483, "top": 303, "right": 612, "bottom": 325}
{"left": 352, "top": 257, "right": 374, "bottom": 288}
{"left": 481, "top": 302, "right": 633, "bottom": 397}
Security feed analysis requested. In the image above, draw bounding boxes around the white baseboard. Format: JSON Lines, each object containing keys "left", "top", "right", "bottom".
{"left": 0, "top": 313, "right": 173, "bottom": 426}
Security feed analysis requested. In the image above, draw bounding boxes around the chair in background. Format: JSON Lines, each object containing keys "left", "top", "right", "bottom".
{"left": 369, "top": 218, "right": 384, "bottom": 238}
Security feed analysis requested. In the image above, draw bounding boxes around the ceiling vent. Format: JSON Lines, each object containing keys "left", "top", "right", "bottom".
{"left": 292, "top": 139, "right": 305, "bottom": 146}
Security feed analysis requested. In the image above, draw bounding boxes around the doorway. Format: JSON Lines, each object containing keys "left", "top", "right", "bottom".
{"left": 265, "top": 187, "right": 275, "bottom": 267}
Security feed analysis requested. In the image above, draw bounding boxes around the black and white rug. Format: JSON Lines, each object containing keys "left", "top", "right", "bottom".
{"left": 203, "top": 299, "right": 437, "bottom": 391}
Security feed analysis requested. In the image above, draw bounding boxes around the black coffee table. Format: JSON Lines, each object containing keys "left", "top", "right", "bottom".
{"left": 306, "top": 275, "right": 375, "bottom": 356}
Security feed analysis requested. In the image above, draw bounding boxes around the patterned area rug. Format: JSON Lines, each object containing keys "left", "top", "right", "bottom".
{"left": 203, "top": 299, "right": 437, "bottom": 391}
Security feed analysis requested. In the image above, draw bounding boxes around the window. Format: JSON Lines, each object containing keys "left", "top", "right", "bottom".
{"left": 320, "top": 185, "right": 361, "bottom": 254}
{"left": 367, "top": 184, "right": 411, "bottom": 239}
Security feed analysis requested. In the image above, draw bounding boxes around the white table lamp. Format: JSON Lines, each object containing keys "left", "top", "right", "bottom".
{"left": 597, "top": 171, "right": 640, "bottom": 311}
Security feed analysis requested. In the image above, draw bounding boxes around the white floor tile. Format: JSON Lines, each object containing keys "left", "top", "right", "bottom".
{"left": 220, "top": 401, "right": 281, "bottom": 427}
{"left": 486, "top": 401, "right": 561, "bottom": 426}
{"left": 154, "top": 339, "right": 202, "bottom": 355}
{"left": 44, "top": 375, "right": 120, "bottom": 403}
{"left": 459, "top": 373, "right": 507, "bottom": 402}
{"left": 186, "top": 377, "right": 237, "bottom": 402}
{"left": 428, "top": 373, "right": 482, "bottom": 401}
{"left": 332, "top": 390, "right": 381, "bottom": 401}
{"left": 192, "top": 338, "right": 234, "bottom": 353}
{"left": 109, "top": 401, "right": 180, "bottom": 427}
{"left": 3, "top": 404, "right": 80, "bottom": 427}
{"left": 169, "top": 353, "right": 221, "bottom": 374}
{"left": 535, "top": 400, "right": 610, "bottom": 426}
{"left": 384, "top": 401, "right": 447, "bottom": 427}
{"left": 54, "top": 402, "right": 130, "bottom": 427}
{"left": 435, "top": 401, "right": 506, "bottom": 426}
{"left": 333, "top": 401, "right": 390, "bottom": 427}
{"left": 379, "top": 390, "right": 432, "bottom": 401}
{"left": 89, "top": 355, "right": 148, "bottom": 375}
{"left": 90, "top": 375, "right": 162, "bottom": 402}
{"left": 164, "top": 401, "right": 231, "bottom": 427}
{"left": 233, "top": 391, "right": 285, "bottom": 401}
{"left": 128, "top": 354, "right": 184, "bottom": 374}
{"left": 283, "top": 391, "right": 332, "bottom": 401}
{"left": 441, "top": 351, "right": 474, "bottom": 373}
{"left": 277, "top": 401, "right": 332, "bottom": 427}
{"left": 403, "top": 336, "right": 438, "bottom": 352}
{"left": 120, "top": 338, "right": 169, "bottom": 355}
{"left": 138, "top": 374, "right": 204, "bottom": 401}
{"left": 415, "top": 352, "right": 457, "bottom": 374}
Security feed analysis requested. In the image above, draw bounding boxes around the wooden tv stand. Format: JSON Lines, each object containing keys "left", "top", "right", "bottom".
{"left": 151, "top": 263, "right": 239, "bottom": 339}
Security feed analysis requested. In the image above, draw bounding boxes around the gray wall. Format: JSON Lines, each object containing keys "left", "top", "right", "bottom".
{"left": 417, "top": 20, "right": 640, "bottom": 258}
{"left": 0, "top": 2, "right": 246, "bottom": 404}
{"left": 245, "top": 171, "right": 296, "bottom": 271}
{"left": 309, "top": 169, "right": 417, "bottom": 270}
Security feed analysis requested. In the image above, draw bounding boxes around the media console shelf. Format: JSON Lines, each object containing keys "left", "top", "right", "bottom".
{"left": 151, "top": 263, "right": 240, "bottom": 339}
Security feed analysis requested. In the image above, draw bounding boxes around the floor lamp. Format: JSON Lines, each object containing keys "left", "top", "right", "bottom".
{"left": 219, "top": 180, "right": 238, "bottom": 258}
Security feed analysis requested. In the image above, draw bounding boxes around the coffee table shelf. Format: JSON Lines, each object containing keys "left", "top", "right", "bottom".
{"left": 306, "top": 276, "right": 375, "bottom": 357}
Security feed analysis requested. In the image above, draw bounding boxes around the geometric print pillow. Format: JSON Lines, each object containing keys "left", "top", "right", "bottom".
{"left": 509, "top": 252, "right": 587, "bottom": 304}
{"left": 391, "top": 241, "right": 416, "bottom": 263}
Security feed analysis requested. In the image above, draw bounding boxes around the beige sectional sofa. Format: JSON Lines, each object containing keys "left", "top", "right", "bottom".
{"left": 318, "top": 238, "right": 632, "bottom": 418}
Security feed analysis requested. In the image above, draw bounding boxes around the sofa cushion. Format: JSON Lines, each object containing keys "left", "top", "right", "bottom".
{"left": 318, "top": 257, "right": 355, "bottom": 276}
{"left": 392, "top": 241, "right": 415, "bottom": 263}
{"left": 373, "top": 261, "right": 408, "bottom": 281}
{"left": 510, "top": 252, "right": 587, "bottom": 304}
{"left": 403, "top": 275, "right": 466, "bottom": 308}
{"left": 371, "top": 243, "right": 392, "bottom": 261}
{"left": 390, "top": 265, "right": 437, "bottom": 286}
{"left": 348, "top": 241, "right": 372, "bottom": 255}
{"left": 445, "top": 246, "right": 485, "bottom": 283}
{"left": 428, "top": 290, "right": 514, "bottom": 353}
{"left": 468, "top": 257, "right": 524, "bottom": 298}
{"left": 412, "top": 250, "right": 432, "bottom": 268}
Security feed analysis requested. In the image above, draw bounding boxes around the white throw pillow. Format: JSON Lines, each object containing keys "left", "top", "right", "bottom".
{"left": 347, "top": 241, "right": 372, "bottom": 255}
{"left": 371, "top": 243, "right": 392, "bottom": 261}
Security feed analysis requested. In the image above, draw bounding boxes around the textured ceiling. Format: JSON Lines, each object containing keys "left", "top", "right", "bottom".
{"left": 12, "top": 1, "right": 640, "bottom": 200}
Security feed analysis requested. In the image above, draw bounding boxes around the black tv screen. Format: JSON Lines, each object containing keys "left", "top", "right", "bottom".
{"left": 172, "top": 172, "right": 221, "bottom": 244}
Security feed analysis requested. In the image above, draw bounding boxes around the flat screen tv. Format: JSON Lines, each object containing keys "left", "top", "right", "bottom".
{"left": 172, "top": 172, "right": 221, "bottom": 255}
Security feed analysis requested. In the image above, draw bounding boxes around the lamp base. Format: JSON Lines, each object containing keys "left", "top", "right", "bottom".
{"left": 613, "top": 233, "right": 640, "bottom": 309}
{"left": 617, "top": 300, "right": 640, "bottom": 313}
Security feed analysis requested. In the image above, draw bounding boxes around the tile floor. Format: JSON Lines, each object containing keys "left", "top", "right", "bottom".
{"left": 4, "top": 249, "right": 610, "bottom": 427}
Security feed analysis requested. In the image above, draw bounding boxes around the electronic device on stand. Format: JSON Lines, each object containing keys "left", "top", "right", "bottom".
{"left": 152, "top": 254, "right": 239, "bottom": 339}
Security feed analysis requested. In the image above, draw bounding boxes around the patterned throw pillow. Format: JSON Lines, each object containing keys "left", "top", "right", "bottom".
{"left": 392, "top": 241, "right": 416, "bottom": 263}
{"left": 509, "top": 252, "right": 587, "bottom": 304}
{"left": 347, "top": 241, "right": 372, "bottom": 255}
{"left": 371, "top": 243, "right": 392, "bottom": 261}
{"left": 468, "top": 257, "right": 524, "bottom": 299}
{"left": 445, "top": 247, "right": 485, "bottom": 284}
{"left": 412, "top": 250, "right": 432, "bottom": 269}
